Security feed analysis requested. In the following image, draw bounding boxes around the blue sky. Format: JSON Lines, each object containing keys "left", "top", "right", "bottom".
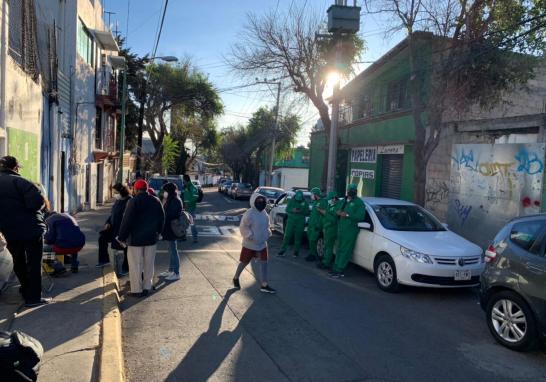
{"left": 103, "top": 0, "right": 403, "bottom": 146}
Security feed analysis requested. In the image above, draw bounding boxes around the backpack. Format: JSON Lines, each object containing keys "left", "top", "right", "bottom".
{"left": 0, "top": 330, "right": 44, "bottom": 381}
{"left": 170, "top": 211, "right": 193, "bottom": 239}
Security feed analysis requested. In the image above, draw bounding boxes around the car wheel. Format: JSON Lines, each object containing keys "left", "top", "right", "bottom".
{"left": 374, "top": 254, "right": 399, "bottom": 293}
{"left": 486, "top": 291, "right": 537, "bottom": 351}
{"left": 316, "top": 236, "right": 325, "bottom": 260}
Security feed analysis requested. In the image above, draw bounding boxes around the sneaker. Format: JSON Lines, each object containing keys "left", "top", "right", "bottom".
{"left": 95, "top": 262, "right": 109, "bottom": 268}
{"left": 260, "top": 285, "right": 276, "bottom": 294}
{"left": 305, "top": 255, "right": 317, "bottom": 262}
{"left": 276, "top": 250, "right": 286, "bottom": 257}
{"left": 25, "top": 298, "right": 52, "bottom": 307}
{"left": 141, "top": 289, "right": 150, "bottom": 297}
{"left": 233, "top": 278, "right": 241, "bottom": 290}
{"left": 330, "top": 272, "right": 345, "bottom": 279}
{"left": 159, "top": 271, "right": 173, "bottom": 277}
{"left": 165, "top": 273, "right": 181, "bottom": 281}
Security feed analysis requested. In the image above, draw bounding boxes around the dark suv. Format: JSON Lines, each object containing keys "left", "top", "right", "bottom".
{"left": 480, "top": 214, "right": 546, "bottom": 351}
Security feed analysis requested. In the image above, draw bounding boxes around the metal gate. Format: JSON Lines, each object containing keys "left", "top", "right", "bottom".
{"left": 380, "top": 154, "right": 403, "bottom": 199}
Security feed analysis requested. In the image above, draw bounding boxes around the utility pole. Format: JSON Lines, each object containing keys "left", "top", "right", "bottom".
{"left": 268, "top": 82, "right": 281, "bottom": 187}
{"left": 117, "top": 68, "right": 127, "bottom": 183}
{"left": 326, "top": 38, "right": 342, "bottom": 193}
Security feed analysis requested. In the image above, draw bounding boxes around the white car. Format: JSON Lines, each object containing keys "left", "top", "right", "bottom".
{"left": 349, "top": 198, "right": 484, "bottom": 292}
{"left": 269, "top": 191, "right": 313, "bottom": 235}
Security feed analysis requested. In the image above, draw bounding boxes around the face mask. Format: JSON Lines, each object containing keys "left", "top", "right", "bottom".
{"left": 163, "top": 192, "right": 169, "bottom": 200}
{"left": 328, "top": 200, "right": 335, "bottom": 206}
{"left": 255, "top": 200, "right": 266, "bottom": 211}
{"left": 113, "top": 193, "right": 121, "bottom": 200}
{"left": 348, "top": 190, "right": 357, "bottom": 198}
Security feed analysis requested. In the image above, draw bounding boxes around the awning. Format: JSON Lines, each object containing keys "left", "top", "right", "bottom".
{"left": 91, "top": 29, "right": 119, "bottom": 51}
{"left": 109, "top": 56, "right": 126, "bottom": 70}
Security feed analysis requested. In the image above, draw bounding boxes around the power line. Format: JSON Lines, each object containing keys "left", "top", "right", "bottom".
{"left": 125, "top": 0, "right": 131, "bottom": 45}
{"left": 152, "top": 0, "right": 169, "bottom": 58}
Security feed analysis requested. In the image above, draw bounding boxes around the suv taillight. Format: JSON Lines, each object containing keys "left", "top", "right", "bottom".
{"left": 484, "top": 245, "right": 497, "bottom": 263}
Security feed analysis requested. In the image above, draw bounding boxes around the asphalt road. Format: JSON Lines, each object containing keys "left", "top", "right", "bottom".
{"left": 121, "top": 189, "right": 546, "bottom": 382}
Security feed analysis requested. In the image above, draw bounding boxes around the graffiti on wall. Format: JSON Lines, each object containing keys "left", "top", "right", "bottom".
{"left": 448, "top": 143, "right": 545, "bottom": 247}
{"left": 426, "top": 180, "right": 449, "bottom": 204}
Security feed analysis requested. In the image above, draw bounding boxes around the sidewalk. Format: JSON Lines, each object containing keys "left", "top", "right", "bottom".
{"left": 0, "top": 205, "right": 122, "bottom": 382}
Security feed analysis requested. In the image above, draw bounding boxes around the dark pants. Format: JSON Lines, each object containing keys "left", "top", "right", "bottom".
{"left": 98, "top": 230, "right": 128, "bottom": 271}
{"left": 7, "top": 237, "right": 44, "bottom": 303}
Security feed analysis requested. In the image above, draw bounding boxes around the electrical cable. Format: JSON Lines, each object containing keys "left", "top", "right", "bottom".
{"left": 152, "top": 0, "right": 169, "bottom": 58}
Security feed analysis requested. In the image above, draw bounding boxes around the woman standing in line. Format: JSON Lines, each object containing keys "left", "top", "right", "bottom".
{"left": 160, "top": 182, "right": 183, "bottom": 281}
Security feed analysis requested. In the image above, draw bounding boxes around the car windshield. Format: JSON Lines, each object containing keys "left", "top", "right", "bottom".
{"left": 238, "top": 183, "right": 252, "bottom": 189}
{"left": 259, "top": 188, "right": 283, "bottom": 198}
{"left": 148, "top": 178, "right": 183, "bottom": 191}
{"left": 372, "top": 204, "right": 446, "bottom": 232}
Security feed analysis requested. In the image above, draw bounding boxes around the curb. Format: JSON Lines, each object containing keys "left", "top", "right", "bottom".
{"left": 99, "top": 265, "right": 125, "bottom": 382}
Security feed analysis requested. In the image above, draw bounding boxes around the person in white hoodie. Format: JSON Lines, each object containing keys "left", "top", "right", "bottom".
{"left": 233, "top": 193, "right": 276, "bottom": 293}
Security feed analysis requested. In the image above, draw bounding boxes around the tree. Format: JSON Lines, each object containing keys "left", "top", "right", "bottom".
{"left": 364, "top": 0, "right": 546, "bottom": 205}
{"left": 219, "top": 107, "right": 302, "bottom": 184}
{"left": 228, "top": 4, "right": 364, "bottom": 185}
{"left": 161, "top": 135, "right": 180, "bottom": 174}
{"left": 143, "top": 60, "right": 223, "bottom": 172}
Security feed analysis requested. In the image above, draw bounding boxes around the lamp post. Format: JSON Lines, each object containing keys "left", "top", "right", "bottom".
{"left": 117, "top": 68, "right": 128, "bottom": 183}
{"left": 135, "top": 56, "right": 178, "bottom": 174}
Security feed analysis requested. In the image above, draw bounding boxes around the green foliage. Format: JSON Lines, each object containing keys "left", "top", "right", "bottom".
{"left": 161, "top": 135, "right": 180, "bottom": 174}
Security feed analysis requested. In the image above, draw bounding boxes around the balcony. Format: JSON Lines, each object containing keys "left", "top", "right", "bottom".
{"left": 96, "top": 75, "right": 120, "bottom": 113}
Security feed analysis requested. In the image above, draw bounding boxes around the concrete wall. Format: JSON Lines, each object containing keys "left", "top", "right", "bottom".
{"left": 273, "top": 168, "right": 309, "bottom": 190}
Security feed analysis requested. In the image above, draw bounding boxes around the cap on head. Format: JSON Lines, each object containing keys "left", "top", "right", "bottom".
{"left": 0, "top": 156, "right": 21, "bottom": 170}
{"left": 327, "top": 191, "right": 337, "bottom": 200}
{"left": 310, "top": 187, "right": 321, "bottom": 196}
{"left": 134, "top": 179, "right": 148, "bottom": 191}
{"left": 294, "top": 190, "right": 304, "bottom": 201}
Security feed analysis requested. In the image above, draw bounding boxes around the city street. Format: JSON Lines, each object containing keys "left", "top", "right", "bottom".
{"left": 121, "top": 189, "right": 546, "bottom": 382}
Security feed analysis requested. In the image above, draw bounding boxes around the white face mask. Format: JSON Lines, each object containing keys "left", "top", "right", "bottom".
{"left": 113, "top": 193, "right": 121, "bottom": 200}
{"left": 163, "top": 192, "right": 169, "bottom": 200}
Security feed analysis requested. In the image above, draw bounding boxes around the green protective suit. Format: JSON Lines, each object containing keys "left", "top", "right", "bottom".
{"left": 183, "top": 182, "right": 199, "bottom": 212}
{"left": 322, "top": 197, "right": 341, "bottom": 267}
{"left": 307, "top": 197, "right": 328, "bottom": 257}
{"left": 333, "top": 196, "right": 366, "bottom": 273}
{"left": 280, "top": 191, "right": 309, "bottom": 255}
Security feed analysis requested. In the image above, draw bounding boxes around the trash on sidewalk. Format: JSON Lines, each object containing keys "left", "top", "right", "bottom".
{"left": 0, "top": 330, "right": 44, "bottom": 382}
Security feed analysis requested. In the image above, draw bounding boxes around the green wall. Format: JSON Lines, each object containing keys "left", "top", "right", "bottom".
{"left": 7, "top": 127, "right": 39, "bottom": 182}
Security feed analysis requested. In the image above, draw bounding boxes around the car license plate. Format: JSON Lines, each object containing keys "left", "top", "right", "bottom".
{"left": 454, "top": 270, "right": 471, "bottom": 281}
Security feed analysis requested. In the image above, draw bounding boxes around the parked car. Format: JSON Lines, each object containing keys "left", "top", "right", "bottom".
{"left": 148, "top": 176, "right": 184, "bottom": 198}
{"left": 480, "top": 214, "right": 546, "bottom": 351}
{"left": 232, "top": 183, "right": 253, "bottom": 199}
{"left": 220, "top": 180, "right": 233, "bottom": 194}
{"left": 252, "top": 186, "right": 285, "bottom": 205}
{"left": 341, "top": 198, "right": 484, "bottom": 292}
{"left": 227, "top": 183, "right": 239, "bottom": 197}
{"left": 269, "top": 191, "right": 313, "bottom": 234}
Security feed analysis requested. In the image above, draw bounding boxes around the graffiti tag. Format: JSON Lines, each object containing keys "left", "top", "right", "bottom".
{"left": 515, "top": 148, "right": 544, "bottom": 175}
{"left": 453, "top": 199, "right": 472, "bottom": 225}
{"left": 478, "top": 162, "right": 513, "bottom": 177}
{"left": 452, "top": 149, "right": 477, "bottom": 171}
{"left": 426, "top": 181, "right": 449, "bottom": 204}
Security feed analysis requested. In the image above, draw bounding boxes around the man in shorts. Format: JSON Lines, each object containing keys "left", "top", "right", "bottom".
{"left": 233, "top": 193, "right": 276, "bottom": 293}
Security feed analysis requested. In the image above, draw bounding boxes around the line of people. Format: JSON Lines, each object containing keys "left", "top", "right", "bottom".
{"left": 277, "top": 184, "right": 366, "bottom": 278}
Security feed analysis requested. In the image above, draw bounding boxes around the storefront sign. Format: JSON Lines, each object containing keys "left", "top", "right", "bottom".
{"left": 378, "top": 144, "right": 405, "bottom": 155}
{"left": 350, "top": 169, "right": 375, "bottom": 179}
{"left": 351, "top": 147, "right": 377, "bottom": 163}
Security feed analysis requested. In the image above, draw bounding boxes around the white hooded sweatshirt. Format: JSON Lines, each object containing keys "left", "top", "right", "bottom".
{"left": 239, "top": 193, "right": 272, "bottom": 251}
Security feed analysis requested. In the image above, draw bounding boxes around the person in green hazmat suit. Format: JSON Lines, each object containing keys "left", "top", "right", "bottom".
{"left": 317, "top": 191, "right": 340, "bottom": 269}
{"left": 277, "top": 190, "right": 309, "bottom": 258}
{"left": 305, "top": 187, "right": 328, "bottom": 262}
{"left": 330, "top": 184, "right": 366, "bottom": 278}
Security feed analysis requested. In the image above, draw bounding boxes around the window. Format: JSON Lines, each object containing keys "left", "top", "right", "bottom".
{"left": 386, "top": 79, "right": 409, "bottom": 112}
{"left": 77, "top": 19, "right": 94, "bottom": 66}
{"left": 95, "top": 108, "right": 102, "bottom": 149}
{"left": 8, "top": 0, "right": 40, "bottom": 80}
{"left": 373, "top": 205, "right": 446, "bottom": 232}
{"left": 510, "top": 220, "right": 546, "bottom": 253}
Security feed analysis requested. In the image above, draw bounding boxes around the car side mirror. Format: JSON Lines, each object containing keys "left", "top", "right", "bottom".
{"left": 358, "top": 222, "right": 371, "bottom": 230}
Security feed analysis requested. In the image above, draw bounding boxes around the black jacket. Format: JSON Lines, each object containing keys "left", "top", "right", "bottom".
{"left": 161, "top": 196, "right": 183, "bottom": 241}
{"left": 0, "top": 169, "right": 46, "bottom": 241}
{"left": 106, "top": 196, "right": 131, "bottom": 250}
{"left": 118, "top": 192, "right": 165, "bottom": 246}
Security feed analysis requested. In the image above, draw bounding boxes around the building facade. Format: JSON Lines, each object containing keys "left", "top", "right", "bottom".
{"left": 308, "top": 33, "right": 546, "bottom": 246}
{"left": 1, "top": 0, "right": 121, "bottom": 213}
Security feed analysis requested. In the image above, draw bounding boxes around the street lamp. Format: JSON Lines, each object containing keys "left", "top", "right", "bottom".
{"left": 135, "top": 55, "right": 179, "bottom": 175}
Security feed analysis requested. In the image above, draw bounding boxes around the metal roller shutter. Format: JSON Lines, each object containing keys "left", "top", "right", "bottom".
{"left": 380, "top": 154, "right": 403, "bottom": 199}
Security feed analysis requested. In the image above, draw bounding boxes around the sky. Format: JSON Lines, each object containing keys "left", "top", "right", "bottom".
{"left": 103, "top": 0, "right": 404, "bottom": 146}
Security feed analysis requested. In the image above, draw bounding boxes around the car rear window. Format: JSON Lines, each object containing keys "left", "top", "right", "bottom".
{"left": 510, "top": 220, "right": 546, "bottom": 252}
{"left": 239, "top": 183, "right": 252, "bottom": 189}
